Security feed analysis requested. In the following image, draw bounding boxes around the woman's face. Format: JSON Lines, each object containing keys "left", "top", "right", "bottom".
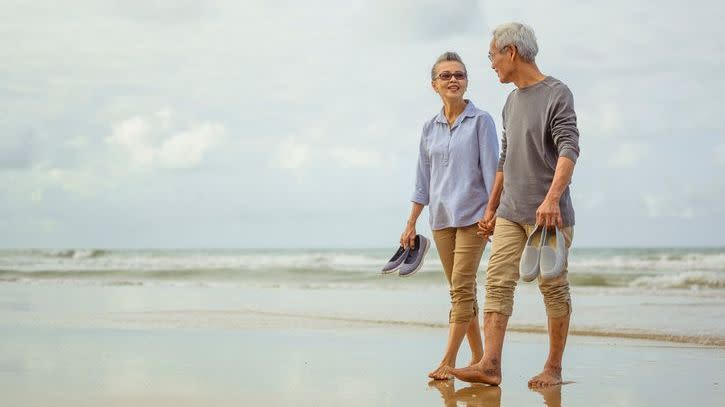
{"left": 432, "top": 61, "right": 467, "bottom": 101}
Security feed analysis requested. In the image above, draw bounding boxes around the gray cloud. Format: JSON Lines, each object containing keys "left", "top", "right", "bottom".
{"left": 0, "top": 130, "right": 35, "bottom": 169}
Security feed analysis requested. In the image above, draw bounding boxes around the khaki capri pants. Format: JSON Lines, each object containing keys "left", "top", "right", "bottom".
{"left": 432, "top": 223, "right": 487, "bottom": 323}
{"left": 483, "top": 217, "right": 573, "bottom": 318}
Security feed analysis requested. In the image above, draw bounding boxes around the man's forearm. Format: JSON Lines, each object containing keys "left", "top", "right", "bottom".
{"left": 545, "top": 157, "right": 575, "bottom": 202}
{"left": 487, "top": 171, "right": 504, "bottom": 210}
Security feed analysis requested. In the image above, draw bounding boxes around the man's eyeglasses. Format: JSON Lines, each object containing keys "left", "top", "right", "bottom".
{"left": 436, "top": 71, "right": 467, "bottom": 81}
{"left": 488, "top": 46, "right": 509, "bottom": 62}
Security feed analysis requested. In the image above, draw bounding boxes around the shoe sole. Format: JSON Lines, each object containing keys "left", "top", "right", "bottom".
{"left": 381, "top": 266, "right": 401, "bottom": 275}
{"left": 399, "top": 241, "right": 430, "bottom": 278}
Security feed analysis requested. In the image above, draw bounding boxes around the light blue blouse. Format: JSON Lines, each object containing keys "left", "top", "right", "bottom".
{"left": 412, "top": 100, "right": 499, "bottom": 230}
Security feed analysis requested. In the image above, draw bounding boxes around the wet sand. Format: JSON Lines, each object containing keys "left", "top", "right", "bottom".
{"left": 0, "top": 284, "right": 723, "bottom": 406}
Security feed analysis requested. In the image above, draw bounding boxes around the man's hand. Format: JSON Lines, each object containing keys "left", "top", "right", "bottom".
{"left": 477, "top": 205, "right": 497, "bottom": 239}
{"left": 536, "top": 197, "right": 563, "bottom": 228}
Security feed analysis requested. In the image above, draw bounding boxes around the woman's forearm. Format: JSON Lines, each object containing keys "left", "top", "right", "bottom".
{"left": 407, "top": 202, "right": 425, "bottom": 225}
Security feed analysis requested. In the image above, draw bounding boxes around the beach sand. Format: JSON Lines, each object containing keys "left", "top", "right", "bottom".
{"left": 1, "top": 284, "right": 723, "bottom": 406}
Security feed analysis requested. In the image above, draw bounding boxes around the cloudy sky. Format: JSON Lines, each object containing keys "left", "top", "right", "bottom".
{"left": 1, "top": 0, "right": 724, "bottom": 248}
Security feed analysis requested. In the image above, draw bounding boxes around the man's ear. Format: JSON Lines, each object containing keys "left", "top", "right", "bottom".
{"left": 508, "top": 45, "right": 518, "bottom": 61}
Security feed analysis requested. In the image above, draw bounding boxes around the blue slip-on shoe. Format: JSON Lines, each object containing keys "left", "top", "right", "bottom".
{"left": 398, "top": 234, "right": 430, "bottom": 277}
{"left": 519, "top": 225, "right": 544, "bottom": 282}
{"left": 381, "top": 245, "right": 409, "bottom": 274}
{"left": 539, "top": 227, "right": 568, "bottom": 280}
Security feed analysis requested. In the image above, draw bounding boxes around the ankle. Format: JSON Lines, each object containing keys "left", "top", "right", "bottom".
{"left": 440, "top": 357, "right": 456, "bottom": 367}
{"left": 544, "top": 362, "right": 562, "bottom": 372}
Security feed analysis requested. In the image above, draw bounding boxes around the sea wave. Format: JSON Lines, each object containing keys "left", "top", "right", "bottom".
{"left": 43, "top": 249, "right": 108, "bottom": 259}
{"left": 629, "top": 271, "right": 725, "bottom": 289}
{"left": 0, "top": 248, "right": 723, "bottom": 290}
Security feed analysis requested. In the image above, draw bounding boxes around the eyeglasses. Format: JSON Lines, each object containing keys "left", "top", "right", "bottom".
{"left": 488, "top": 46, "right": 509, "bottom": 62}
{"left": 436, "top": 71, "right": 467, "bottom": 81}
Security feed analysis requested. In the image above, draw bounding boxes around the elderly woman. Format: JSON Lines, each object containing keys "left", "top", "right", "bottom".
{"left": 401, "top": 52, "right": 499, "bottom": 380}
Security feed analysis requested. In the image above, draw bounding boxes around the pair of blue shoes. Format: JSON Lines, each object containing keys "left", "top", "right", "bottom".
{"left": 381, "top": 234, "right": 430, "bottom": 277}
{"left": 519, "top": 225, "right": 568, "bottom": 282}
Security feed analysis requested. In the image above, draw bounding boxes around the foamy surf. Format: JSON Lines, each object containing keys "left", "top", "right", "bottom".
{"left": 1, "top": 248, "right": 724, "bottom": 290}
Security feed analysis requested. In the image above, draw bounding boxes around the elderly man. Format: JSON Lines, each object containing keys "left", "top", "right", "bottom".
{"left": 452, "top": 22, "right": 580, "bottom": 388}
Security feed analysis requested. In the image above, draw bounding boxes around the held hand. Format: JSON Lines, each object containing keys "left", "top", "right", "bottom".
{"left": 477, "top": 206, "right": 497, "bottom": 240}
{"left": 535, "top": 197, "right": 563, "bottom": 229}
{"left": 400, "top": 221, "right": 417, "bottom": 250}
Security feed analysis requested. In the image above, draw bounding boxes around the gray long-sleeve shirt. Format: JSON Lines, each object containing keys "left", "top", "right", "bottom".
{"left": 496, "top": 76, "right": 580, "bottom": 226}
{"left": 412, "top": 100, "right": 499, "bottom": 230}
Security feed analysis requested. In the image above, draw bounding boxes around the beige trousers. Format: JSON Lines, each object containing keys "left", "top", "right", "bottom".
{"left": 483, "top": 217, "right": 573, "bottom": 318}
{"left": 432, "top": 223, "right": 487, "bottom": 323}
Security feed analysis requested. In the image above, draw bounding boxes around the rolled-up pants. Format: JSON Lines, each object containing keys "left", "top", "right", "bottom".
{"left": 432, "top": 223, "right": 486, "bottom": 323}
{"left": 483, "top": 217, "right": 573, "bottom": 318}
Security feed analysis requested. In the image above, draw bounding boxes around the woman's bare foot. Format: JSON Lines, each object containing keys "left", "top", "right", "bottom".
{"left": 528, "top": 365, "right": 563, "bottom": 388}
{"left": 428, "top": 362, "right": 455, "bottom": 380}
{"left": 468, "top": 354, "right": 483, "bottom": 367}
{"left": 451, "top": 357, "right": 502, "bottom": 385}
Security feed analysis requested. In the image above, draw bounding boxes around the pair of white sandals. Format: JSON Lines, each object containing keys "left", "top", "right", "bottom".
{"left": 519, "top": 225, "right": 568, "bottom": 282}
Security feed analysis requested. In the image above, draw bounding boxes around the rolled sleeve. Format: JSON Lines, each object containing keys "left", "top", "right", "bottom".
{"left": 497, "top": 126, "right": 507, "bottom": 171}
{"left": 411, "top": 124, "right": 430, "bottom": 205}
{"left": 478, "top": 114, "right": 500, "bottom": 197}
{"left": 550, "top": 85, "right": 580, "bottom": 163}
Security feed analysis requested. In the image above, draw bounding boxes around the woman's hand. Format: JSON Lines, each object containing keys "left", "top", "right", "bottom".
{"left": 400, "top": 221, "right": 417, "bottom": 249}
{"left": 477, "top": 205, "right": 497, "bottom": 239}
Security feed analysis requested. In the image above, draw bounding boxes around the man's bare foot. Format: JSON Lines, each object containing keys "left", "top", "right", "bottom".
{"left": 450, "top": 357, "right": 501, "bottom": 385}
{"left": 428, "top": 362, "right": 454, "bottom": 380}
{"left": 528, "top": 365, "right": 563, "bottom": 388}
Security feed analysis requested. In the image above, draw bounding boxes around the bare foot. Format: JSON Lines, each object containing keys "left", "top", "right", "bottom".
{"left": 428, "top": 363, "right": 454, "bottom": 380}
{"left": 528, "top": 365, "right": 563, "bottom": 388}
{"left": 468, "top": 354, "right": 483, "bottom": 367}
{"left": 450, "top": 357, "right": 501, "bottom": 385}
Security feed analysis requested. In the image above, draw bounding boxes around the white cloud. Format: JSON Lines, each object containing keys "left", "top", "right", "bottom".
{"left": 106, "top": 109, "right": 224, "bottom": 170}
{"left": 328, "top": 147, "right": 385, "bottom": 169}
{"left": 608, "top": 142, "right": 648, "bottom": 169}
{"left": 273, "top": 137, "right": 311, "bottom": 170}
{"left": 642, "top": 193, "right": 699, "bottom": 219}
{"left": 157, "top": 123, "right": 224, "bottom": 169}
{"left": 107, "top": 116, "right": 155, "bottom": 165}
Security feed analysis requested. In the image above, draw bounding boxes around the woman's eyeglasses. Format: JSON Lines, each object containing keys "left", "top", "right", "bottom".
{"left": 436, "top": 71, "right": 467, "bottom": 81}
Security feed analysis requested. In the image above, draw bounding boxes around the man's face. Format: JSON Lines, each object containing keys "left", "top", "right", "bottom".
{"left": 489, "top": 39, "right": 513, "bottom": 83}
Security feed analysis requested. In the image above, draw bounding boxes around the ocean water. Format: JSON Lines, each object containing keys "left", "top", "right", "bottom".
{"left": 1, "top": 247, "right": 724, "bottom": 290}
{"left": 1, "top": 248, "right": 724, "bottom": 346}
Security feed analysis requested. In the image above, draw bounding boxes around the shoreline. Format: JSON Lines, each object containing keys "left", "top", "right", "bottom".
{"left": 104, "top": 307, "right": 725, "bottom": 348}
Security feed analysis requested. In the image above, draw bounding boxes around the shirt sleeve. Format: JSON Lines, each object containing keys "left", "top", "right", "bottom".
{"left": 411, "top": 123, "right": 431, "bottom": 205}
{"left": 478, "top": 114, "right": 500, "bottom": 198}
{"left": 550, "top": 85, "right": 580, "bottom": 163}
{"left": 497, "top": 114, "right": 507, "bottom": 172}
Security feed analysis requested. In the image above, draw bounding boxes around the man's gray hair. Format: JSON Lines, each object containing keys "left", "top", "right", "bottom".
{"left": 492, "top": 22, "right": 538, "bottom": 63}
{"left": 431, "top": 51, "right": 467, "bottom": 80}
